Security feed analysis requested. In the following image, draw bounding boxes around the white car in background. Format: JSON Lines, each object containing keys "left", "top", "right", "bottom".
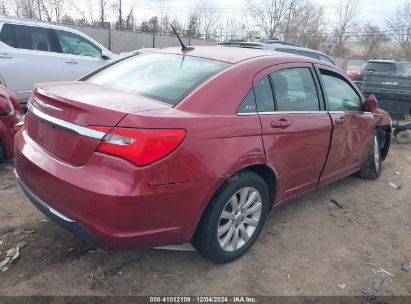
{"left": 0, "top": 17, "right": 119, "bottom": 103}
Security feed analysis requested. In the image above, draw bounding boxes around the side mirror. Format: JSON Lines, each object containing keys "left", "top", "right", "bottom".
{"left": 0, "top": 95, "right": 12, "bottom": 115}
{"left": 364, "top": 95, "right": 378, "bottom": 113}
{"left": 101, "top": 50, "right": 111, "bottom": 60}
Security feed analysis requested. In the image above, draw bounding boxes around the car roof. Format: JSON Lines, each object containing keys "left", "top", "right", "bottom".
{"left": 0, "top": 16, "right": 72, "bottom": 31}
{"left": 155, "top": 46, "right": 311, "bottom": 64}
{"left": 366, "top": 59, "right": 411, "bottom": 64}
{"left": 218, "top": 41, "right": 328, "bottom": 56}
{"left": 0, "top": 16, "right": 110, "bottom": 53}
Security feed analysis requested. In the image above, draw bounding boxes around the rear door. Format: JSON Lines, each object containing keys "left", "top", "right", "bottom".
{"left": 315, "top": 64, "right": 375, "bottom": 186}
{"left": 0, "top": 23, "right": 64, "bottom": 102}
{"left": 54, "top": 29, "right": 110, "bottom": 80}
{"left": 255, "top": 62, "right": 333, "bottom": 204}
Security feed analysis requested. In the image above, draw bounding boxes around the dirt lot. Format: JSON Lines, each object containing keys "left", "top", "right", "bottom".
{"left": 0, "top": 141, "right": 410, "bottom": 297}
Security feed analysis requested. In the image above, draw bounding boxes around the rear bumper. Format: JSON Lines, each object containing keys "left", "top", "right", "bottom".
{"left": 15, "top": 169, "right": 100, "bottom": 248}
{"left": 14, "top": 129, "right": 223, "bottom": 250}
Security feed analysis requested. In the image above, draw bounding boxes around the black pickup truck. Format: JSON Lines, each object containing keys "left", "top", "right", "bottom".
{"left": 359, "top": 59, "right": 411, "bottom": 122}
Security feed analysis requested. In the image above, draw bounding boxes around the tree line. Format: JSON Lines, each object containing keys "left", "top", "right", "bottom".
{"left": 1, "top": 0, "right": 411, "bottom": 58}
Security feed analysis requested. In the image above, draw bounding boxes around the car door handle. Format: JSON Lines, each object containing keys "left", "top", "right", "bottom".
{"left": 271, "top": 120, "right": 292, "bottom": 128}
{"left": 66, "top": 60, "right": 78, "bottom": 64}
{"left": 335, "top": 118, "right": 344, "bottom": 124}
{"left": 0, "top": 53, "right": 12, "bottom": 58}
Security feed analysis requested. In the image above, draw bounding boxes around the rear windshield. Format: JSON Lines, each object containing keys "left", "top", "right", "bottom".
{"left": 87, "top": 53, "right": 230, "bottom": 105}
{"left": 362, "top": 62, "right": 396, "bottom": 73}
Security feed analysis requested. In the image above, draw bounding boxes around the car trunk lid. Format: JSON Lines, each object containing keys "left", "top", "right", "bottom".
{"left": 25, "top": 81, "right": 171, "bottom": 166}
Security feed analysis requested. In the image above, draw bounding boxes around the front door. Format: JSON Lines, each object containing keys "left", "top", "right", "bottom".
{"left": 54, "top": 29, "right": 109, "bottom": 80}
{"left": 315, "top": 65, "right": 375, "bottom": 186}
{"left": 255, "top": 63, "right": 333, "bottom": 204}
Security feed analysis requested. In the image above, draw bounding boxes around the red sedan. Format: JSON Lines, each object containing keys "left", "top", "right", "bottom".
{"left": 14, "top": 47, "right": 391, "bottom": 263}
{"left": 0, "top": 85, "right": 23, "bottom": 162}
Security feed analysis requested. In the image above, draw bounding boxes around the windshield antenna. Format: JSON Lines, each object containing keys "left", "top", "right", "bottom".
{"left": 171, "top": 24, "right": 194, "bottom": 52}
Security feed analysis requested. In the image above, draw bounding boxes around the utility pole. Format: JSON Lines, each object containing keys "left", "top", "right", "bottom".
{"left": 118, "top": 0, "right": 122, "bottom": 29}
{"left": 37, "top": 0, "right": 42, "bottom": 20}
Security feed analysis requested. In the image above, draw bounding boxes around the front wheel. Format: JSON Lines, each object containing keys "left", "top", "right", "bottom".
{"left": 359, "top": 131, "right": 382, "bottom": 179}
{"left": 192, "top": 171, "right": 270, "bottom": 263}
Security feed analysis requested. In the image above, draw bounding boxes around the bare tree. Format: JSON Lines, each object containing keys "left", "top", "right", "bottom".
{"left": 356, "top": 23, "right": 390, "bottom": 56}
{"left": 332, "top": 0, "right": 359, "bottom": 57}
{"left": 98, "top": 0, "right": 107, "bottom": 25}
{"left": 191, "top": 0, "right": 221, "bottom": 40}
{"left": 281, "top": 0, "right": 324, "bottom": 48}
{"left": 246, "top": 0, "right": 292, "bottom": 39}
{"left": 224, "top": 16, "right": 243, "bottom": 41}
{"left": 156, "top": 0, "right": 170, "bottom": 34}
{"left": 387, "top": 0, "right": 411, "bottom": 54}
{"left": 125, "top": 7, "right": 135, "bottom": 30}
{"left": 186, "top": 11, "right": 199, "bottom": 37}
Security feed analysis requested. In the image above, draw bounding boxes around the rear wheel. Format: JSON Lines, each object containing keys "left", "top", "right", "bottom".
{"left": 359, "top": 131, "right": 381, "bottom": 179}
{"left": 192, "top": 171, "right": 269, "bottom": 263}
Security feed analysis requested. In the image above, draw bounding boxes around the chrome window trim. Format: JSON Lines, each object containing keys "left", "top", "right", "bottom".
{"left": 237, "top": 111, "right": 328, "bottom": 116}
{"left": 27, "top": 102, "right": 106, "bottom": 140}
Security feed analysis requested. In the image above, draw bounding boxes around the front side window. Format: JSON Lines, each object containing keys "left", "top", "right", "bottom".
{"left": 0, "top": 24, "right": 17, "bottom": 47}
{"left": 320, "top": 70, "right": 362, "bottom": 112}
{"left": 87, "top": 53, "right": 230, "bottom": 106}
{"left": 6, "top": 24, "right": 56, "bottom": 52}
{"left": 56, "top": 30, "right": 101, "bottom": 58}
{"left": 270, "top": 68, "right": 319, "bottom": 111}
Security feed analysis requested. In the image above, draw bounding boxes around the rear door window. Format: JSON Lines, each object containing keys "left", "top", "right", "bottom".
{"left": 320, "top": 69, "right": 362, "bottom": 112}
{"left": 270, "top": 68, "right": 320, "bottom": 111}
{"left": 0, "top": 24, "right": 17, "bottom": 47}
{"left": 253, "top": 76, "right": 275, "bottom": 112}
{"left": 5, "top": 24, "right": 57, "bottom": 52}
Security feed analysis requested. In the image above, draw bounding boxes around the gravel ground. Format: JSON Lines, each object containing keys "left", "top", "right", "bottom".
{"left": 0, "top": 140, "right": 410, "bottom": 297}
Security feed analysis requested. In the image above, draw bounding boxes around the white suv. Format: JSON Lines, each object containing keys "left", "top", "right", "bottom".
{"left": 0, "top": 17, "right": 119, "bottom": 103}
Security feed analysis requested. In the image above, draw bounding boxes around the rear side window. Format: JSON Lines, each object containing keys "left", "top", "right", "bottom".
{"left": 320, "top": 69, "right": 361, "bottom": 112}
{"left": 238, "top": 90, "right": 257, "bottom": 113}
{"left": 319, "top": 54, "right": 335, "bottom": 65}
{"left": 56, "top": 30, "right": 101, "bottom": 58}
{"left": 87, "top": 53, "right": 230, "bottom": 106}
{"left": 0, "top": 24, "right": 17, "bottom": 47}
{"left": 270, "top": 68, "right": 319, "bottom": 111}
{"left": 254, "top": 76, "right": 275, "bottom": 112}
{"left": 5, "top": 24, "right": 57, "bottom": 52}
{"left": 362, "top": 62, "right": 396, "bottom": 73}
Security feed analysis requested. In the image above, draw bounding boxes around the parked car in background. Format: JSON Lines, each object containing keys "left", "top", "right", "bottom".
{"left": 0, "top": 17, "right": 119, "bottom": 103}
{"left": 15, "top": 47, "right": 391, "bottom": 263}
{"left": 0, "top": 85, "right": 23, "bottom": 162}
{"left": 346, "top": 58, "right": 367, "bottom": 83}
{"left": 218, "top": 40, "right": 336, "bottom": 65}
{"left": 359, "top": 59, "right": 411, "bottom": 121}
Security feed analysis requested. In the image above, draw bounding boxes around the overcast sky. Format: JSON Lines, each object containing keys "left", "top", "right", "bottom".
{"left": 70, "top": 0, "right": 406, "bottom": 29}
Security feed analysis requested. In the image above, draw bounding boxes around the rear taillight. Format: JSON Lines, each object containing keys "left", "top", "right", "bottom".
{"left": 92, "top": 127, "right": 186, "bottom": 166}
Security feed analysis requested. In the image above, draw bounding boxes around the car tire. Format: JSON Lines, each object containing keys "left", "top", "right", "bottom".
{"left": 192, "top": 171, "right": 270, "bottom": 264}
{"left": 359, "top": 131, "right": 382, "bottom": 179}
{"left": 395, "top": 130, "right": 410, "bottom": 144}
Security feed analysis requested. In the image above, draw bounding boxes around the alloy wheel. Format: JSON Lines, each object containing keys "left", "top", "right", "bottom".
{"left": 217, "top": 187, "right": 262, "bottom": 252}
